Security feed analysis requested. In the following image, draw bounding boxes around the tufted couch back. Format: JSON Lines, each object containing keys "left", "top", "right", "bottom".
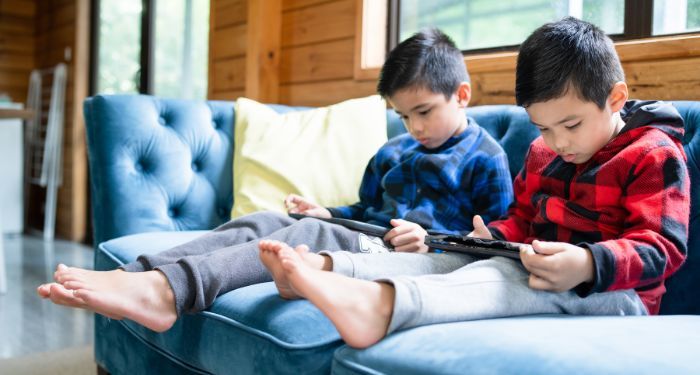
{"left": 84, "top": 95, "right": 700, "bottom": 314}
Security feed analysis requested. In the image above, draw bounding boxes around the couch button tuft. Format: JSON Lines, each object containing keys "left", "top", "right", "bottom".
{"left": 168, "top": 208, "right": 178, "bottom": 218}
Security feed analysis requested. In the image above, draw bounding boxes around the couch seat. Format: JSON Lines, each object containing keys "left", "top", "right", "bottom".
{"left": 332, "top": 314, "right": 700, "bottom": 375}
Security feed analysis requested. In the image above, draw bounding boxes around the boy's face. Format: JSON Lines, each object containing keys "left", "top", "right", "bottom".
{"left": 388, "top": 83, "right": 471, "bottom": 149}
{"left": 526, "top": 83, "right": 628, "bottom": 164}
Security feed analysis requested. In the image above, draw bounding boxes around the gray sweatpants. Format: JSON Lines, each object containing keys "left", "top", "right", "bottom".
{"left": 320, "top": 251, "right": 648, "bottom": 333}
{"left": 122, "top": 211, "right": 363, "bottom": 315}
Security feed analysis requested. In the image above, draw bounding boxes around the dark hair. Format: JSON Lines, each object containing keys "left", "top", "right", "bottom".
{"left": 377, "top": 28, "right": 469, "bottom": 100}
{"left": 515, "top": 17, "right": 624, "bottom": 109}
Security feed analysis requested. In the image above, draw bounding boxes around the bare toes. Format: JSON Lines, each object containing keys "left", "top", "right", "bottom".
{"left": 37, "top": 284, "right": 52, "bottom": 298}
{"left": 48, "top": 284, "right": 86, "bottom": 308}
{"left": 63, "top": 280, "right": 86, "bottom": 290}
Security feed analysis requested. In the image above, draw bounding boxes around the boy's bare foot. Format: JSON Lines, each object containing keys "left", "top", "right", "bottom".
{"left": 259, "top": 240, "right": 334, "bottom": 299}
{"left": 276, "top": 245, "right": 395, "bottom": 348}
{"left": 47, "top": 265, "right": 178, "bottom": 332}
{"left": 259, "top": 240, "right": 305, "bottom": 299}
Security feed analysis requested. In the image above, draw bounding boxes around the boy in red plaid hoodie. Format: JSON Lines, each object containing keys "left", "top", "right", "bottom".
{"left": 258, "top": 17, "right": 690, "bottom": 349}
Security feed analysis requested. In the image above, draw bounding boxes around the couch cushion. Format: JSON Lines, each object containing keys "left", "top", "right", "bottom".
{"left": 331, "top": 315, "right": 700, "bottom": 375}
{"left": 660, "top": 101, "right": 700, "bottom": 314}
{"left": 96, "top": 231, "right": 344, "bottom": 374}
{"left": 231, "top": 96, "right": 387, "bottom": 217}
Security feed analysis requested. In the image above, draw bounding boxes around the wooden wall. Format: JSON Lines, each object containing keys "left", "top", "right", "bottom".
{"left": 0, "top": 0, "right": 36, "bottom": 102}
{"left": 278, "top": 0, "right": 375, "bottom": 106}
{"left": 209, "top": 0, "right": 248, "bottom": 100}
{"left": 467, "top": 36, "right": 700, "bottom": 105}
{"left": 0, "top": 0, "right": 89, "bottom": 242}
{"left": 209, "top": 0, "right": 376, "bottom": 105}
{"left": 17, "top": 0, "right": 89, "bottom": 242}
{"left": 209, "top": 0, "right": 700, "bottom": 107}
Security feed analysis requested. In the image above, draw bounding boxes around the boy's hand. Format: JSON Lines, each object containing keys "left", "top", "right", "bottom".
{"left": 284, "top": 194, "right": 331, "bottom": 218}
{"left": 467, "top": 215, "right": 493, "bottom": 239}
{"left": 384, "top": 219, "right": 429, "bottom": 253}
{"left": 520, "top": 240, "right": 595, "bottom": 292}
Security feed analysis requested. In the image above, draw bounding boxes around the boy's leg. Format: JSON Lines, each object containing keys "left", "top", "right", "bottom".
{"left": 124, "top": 211, "right": 298, "bottom": 271}
{"left": 38, "top": 211, "right": 298, "bottom": 307}
{"left": 261, "top": 241, "right": 395, "bottom": 348}
{"left": 318, "top": 250, "right": 475, "bottom": 280}
{"left": 49, "top": 218, "right": 365, "bottom": 330}
{"left": 156, "top": 217, "right": 365, "bottom": 314}
{"left": 265, "top": 248, "right": 647, "bottom": 349}
{"left": 384, "top": 256, "right": 648, "bottom": 333}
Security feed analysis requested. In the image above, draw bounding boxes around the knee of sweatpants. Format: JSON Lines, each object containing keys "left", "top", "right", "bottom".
{"left": 240, "top": 211, "right": 290, "bottom": 223}
{"left": 296, "top": 217, "right": 324, "bottom": 230}
{"left": 216, "top": 210, "right": 290, "bottom": 231}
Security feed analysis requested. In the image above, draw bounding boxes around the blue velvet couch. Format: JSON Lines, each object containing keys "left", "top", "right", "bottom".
{"left": 84, "top": 95, "right": 700, "bottom": 374}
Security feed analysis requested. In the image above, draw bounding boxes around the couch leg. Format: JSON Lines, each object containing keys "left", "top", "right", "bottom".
{"left": 97, "top": 365, "right": 110, "bottom": 375}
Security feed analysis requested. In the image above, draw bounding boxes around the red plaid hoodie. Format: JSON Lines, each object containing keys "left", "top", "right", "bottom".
{"left": 488, "top": 101, "right": 689, "bottom": 314}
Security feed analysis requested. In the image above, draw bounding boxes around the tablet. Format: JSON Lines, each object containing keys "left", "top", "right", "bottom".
{"left": 425, "top": 234, "right": 526, "bottom": 260}
{"left": 288, "top": 213, "right": 390, "bottom": 238}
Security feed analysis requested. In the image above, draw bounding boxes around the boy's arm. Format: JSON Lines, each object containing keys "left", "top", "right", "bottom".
{"left": 581, "top": 146, "right": 689, "bottom": 295}
{"left": 486, "top": 146, "right": 537, "bottom": 242}
{"left": 327, "top": 156, "right": 383, "bottom": 220}
{"left": 470, "top": 153, "right": 513, "bottom": 225}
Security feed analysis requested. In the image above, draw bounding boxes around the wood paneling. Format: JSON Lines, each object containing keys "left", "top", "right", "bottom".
{"left": 211, "top": 0, "right": 700, "bottom": 109}
{"left": 281, "top": 0, "right": 354, "bottom": 47}
{"left": 280, "top": 37, "right": 354, "bottom": 84}
{"left": 209, "top": 0, "right": 248, "bottom": 99}
{"left": 211, "top": 57, "right": 246, "bottom": 92}
{"left": 625, "top": 57, "right": 700, "bottom": 101}
{"left": 0, "top": 1, "right": 36, "bottom": 102}
{"left": 245, "top": 0, "right": 281, "bottom": 102}
{"left": 213, "top": 0, "right": 247, "bottom": 29}
{"left": 209, "top": 89, "right": 246, "bottom": 100}
{"left": 463, "top": 35, "right": 700, "bottom": 104}
{"left": 23, "top": 0, "right": 91, "bottom": 242}
{"left": 279, "top": 78, "right": 375, "bottom": 106}
{"left": 210, "top": 23, "right": 247, "bottom": 59}
{"left": 0, "top": 0, "right": 36, "bottom": 17}
{"left": 283, "top": 0, "right": 335, "bottom": 11}
{"left": 210, "top": 24, "right": 247, "bottom": 60}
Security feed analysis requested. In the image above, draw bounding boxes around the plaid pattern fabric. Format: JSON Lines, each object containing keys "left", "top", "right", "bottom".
{"left": 488, "top": 101, "right": 690, "bottom": 314}
{"left": 328, "top": 118, "right": 513, "bottom": 234}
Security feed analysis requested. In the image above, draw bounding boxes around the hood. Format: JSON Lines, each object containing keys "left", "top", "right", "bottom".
{"left": 620, "top": 100, "right": 685, "bottom": 142}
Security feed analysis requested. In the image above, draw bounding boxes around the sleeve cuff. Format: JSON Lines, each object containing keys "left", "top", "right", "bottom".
{"left": 326, "top": 207, "right": 343, "bottom": 218}
{"left": 488, "top": 227, "right": 506, "bottom": 241}
{"left": 575, "top": 242, "right": 614, "bottom": 296}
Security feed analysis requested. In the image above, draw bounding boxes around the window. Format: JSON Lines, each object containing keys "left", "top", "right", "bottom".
{"left": 654, "top": 0, "right": 700, "bottom": 35}
{"left": 94, "top": 0, "right": 142, "bottom": 94}
{"left": 91, "top": 0, "right": 209, "bottom": 99}
{"left": 392, "top": 0, "right": 700, "bottom": 53}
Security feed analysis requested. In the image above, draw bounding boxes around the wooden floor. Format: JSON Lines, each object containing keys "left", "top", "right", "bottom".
{"left": 0, "top": 235, "right": 94, "bottom": 359}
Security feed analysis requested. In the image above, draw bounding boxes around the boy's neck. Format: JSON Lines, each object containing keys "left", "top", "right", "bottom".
{"left": 612, "top": 112, "right": 625, "bottom": 138}
{"left": 452, "top": 114, "right": 468, "bottom": 137}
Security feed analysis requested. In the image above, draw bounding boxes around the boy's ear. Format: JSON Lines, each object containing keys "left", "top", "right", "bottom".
{"left": 607, "top": 81, "right": 628, "bottom": 113}
{"left": 456, "top": 82, "right": 471, "bottom": 108}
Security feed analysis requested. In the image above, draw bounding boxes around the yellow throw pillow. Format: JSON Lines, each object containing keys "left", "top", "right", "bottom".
{"left": 231, "top": 96, "right": 388, "bottom": 218}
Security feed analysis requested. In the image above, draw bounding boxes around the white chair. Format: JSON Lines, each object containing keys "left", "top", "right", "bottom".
{"left": 25, "top": 64, "right": 67, "bottom": 241}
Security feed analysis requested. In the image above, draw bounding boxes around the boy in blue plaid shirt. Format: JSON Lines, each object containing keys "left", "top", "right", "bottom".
{"left": 39, "top": 28, "right": 512, "bottom": 333}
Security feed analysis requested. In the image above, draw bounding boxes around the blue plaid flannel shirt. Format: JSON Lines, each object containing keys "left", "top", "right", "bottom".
{"left": 327, "top": 118, "right": 513, "bottom": 233}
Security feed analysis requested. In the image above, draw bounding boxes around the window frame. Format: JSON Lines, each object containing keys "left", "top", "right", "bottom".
{"left": 388, "top": 0, "right": 699, "bottom": 55}
{"left": 89, "top": 0, "right": 155, "bottom": 96}
{"left": 89, "top": 0, "right": 206, "bottom": 97}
